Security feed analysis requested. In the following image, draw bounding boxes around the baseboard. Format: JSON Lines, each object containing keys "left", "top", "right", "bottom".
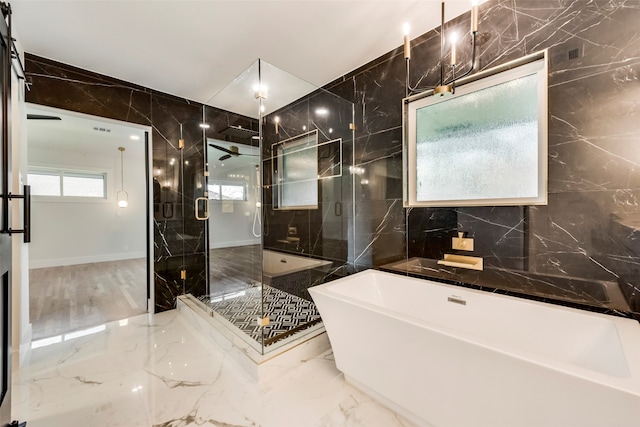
{"left": 210, "top": 239, "right": 260, "bottom": 249}
{"left": 29, "top": 251, "right": 146, "bottom": 269}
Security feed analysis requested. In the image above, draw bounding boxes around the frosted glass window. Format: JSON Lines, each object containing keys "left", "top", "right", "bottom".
{"left": 63, "top": 174, "right": 106, "bottom": 198}
{"left": 29, "top": 169, "right": 106, "bottom": 198}
{"left": 28, "top": 172, "right": 61, "bottom": 196}
{"left": 281, "top": 144, "right": 318, "bottom": 208}
{"left": 274, "top": 131, "right": 319, "bottom": 209}
{"left": 405, "top": 56, "right": 547, "bottom": 207}
{"left": 416, "top": 74, "right": 537, "bottom": 202}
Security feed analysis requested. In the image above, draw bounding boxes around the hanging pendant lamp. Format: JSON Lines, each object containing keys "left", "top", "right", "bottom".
{"left": 117, "top": 146, "right": 129, "bottom": 208}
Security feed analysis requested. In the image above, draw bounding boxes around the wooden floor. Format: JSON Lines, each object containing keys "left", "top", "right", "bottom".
{"left": 209, "top": 245, "right": 262, "bottom": 296}
{"left": 29, "top": 258, "right": 148, "bottom": 340}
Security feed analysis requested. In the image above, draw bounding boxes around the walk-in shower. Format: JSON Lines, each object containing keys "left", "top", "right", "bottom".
{"left": 186, "top": 59, "right": 354, "bottom": 355}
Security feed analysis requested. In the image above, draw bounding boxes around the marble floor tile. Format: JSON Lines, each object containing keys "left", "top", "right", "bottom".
{"left": 13, "top": 310, "right": 417, "bottom": 427}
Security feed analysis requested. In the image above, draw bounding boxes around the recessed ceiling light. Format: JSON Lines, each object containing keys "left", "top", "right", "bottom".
{"left": 130, "top": 135, "right": 140, "bottom": 140}
{"left": 315, "top": 108, "right": 328, "bottom": 115}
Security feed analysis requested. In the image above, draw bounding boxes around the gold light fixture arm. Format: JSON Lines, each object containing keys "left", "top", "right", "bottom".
{"left": 405, "top": 0, "right": 481, "bottom": 98}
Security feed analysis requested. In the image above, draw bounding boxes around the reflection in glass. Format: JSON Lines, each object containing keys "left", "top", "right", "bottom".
{"left": 196, "top": 59, "right": 354, "bottom": 355}
{"left": 275, "top": 130, "right": 319, "bottom": 209}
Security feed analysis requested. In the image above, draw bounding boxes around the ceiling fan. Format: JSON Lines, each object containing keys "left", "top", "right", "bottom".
{"left": 209, "top": 144, "right": 258, "bottom": 161}
{"left": 27, "top": 114, "right": 61, "bottom": 120}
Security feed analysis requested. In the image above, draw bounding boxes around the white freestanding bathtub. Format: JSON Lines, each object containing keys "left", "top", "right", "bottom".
{"left": 309, "top": 270, "right": 640, "bottom": 427}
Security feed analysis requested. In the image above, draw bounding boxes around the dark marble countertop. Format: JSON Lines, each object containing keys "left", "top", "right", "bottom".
{"left": 380, "top": 257, "right": 631, "bottom": 316}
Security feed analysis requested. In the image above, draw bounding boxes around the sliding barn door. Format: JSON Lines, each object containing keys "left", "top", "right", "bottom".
{"left": 0, "top": 3, "right": 18, "bottom": 425}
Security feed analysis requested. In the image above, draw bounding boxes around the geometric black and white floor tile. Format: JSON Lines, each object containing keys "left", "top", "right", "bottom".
{"left": 198, "top": 284, "right": 321, "bottom": 345}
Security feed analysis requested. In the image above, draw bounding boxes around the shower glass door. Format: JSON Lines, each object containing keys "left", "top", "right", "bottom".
{"left": 204, "top": 59, "right": 354, "bottom": 354}
{"left": 199, "top": 101, "right": 263, "bottom": 350}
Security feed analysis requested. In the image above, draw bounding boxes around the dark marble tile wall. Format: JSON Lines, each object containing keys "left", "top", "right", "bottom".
{"left": 24, "top": 0, "right": 640, "bottom": 320}
{"left": 25, "top": 54, "right": 256, "bottom": 312}
{"left": 262, "top": 87, "right": 354, "bottom": 286}
{"left": 320, "top": 0, "right": 640, "bottom": 318}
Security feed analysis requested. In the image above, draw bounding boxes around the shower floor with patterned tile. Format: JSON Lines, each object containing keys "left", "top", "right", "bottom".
{"left": 197, "top": 284, "right": 321, "bottom": 345}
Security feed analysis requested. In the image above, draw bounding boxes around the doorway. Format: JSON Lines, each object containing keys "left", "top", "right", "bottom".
{"left": 25, "top": 105, "right": 152, "bottom": 341}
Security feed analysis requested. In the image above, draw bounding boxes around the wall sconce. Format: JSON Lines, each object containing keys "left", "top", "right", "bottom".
{"left": 405, "top": 0, "right": 481, "bottom": 97}
{"left": 199, "top": 107, "right": 210, "bottom": 131}
{"left": 117, "top": 147, "right": 129, "bottom": 208}
{"left": 349, "top": 166, "right": 366, "bottom": 175}
{"left": 254, "top": 83, "right": 268, "bottom": 100}
{"left": 274, "top": 116, "right": 280, "bottom": 134}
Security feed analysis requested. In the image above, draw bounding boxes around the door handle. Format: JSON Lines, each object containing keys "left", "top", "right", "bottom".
{"left": 7, "top": 184, "right": 31, "bottom": 242}
{"left": 195, "top": 196, "right": 209, "bottom": 221}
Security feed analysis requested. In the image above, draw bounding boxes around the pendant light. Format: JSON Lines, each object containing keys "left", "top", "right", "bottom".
{"left": 404, "top": 0, "right": 481, "bottom": 97}
{"left": 117, "top": 146, "right": 128, "bottom": 208}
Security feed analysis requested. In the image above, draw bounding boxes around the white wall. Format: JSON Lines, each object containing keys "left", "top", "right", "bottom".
{"left": 209, "top": 161, "right": 261, "bottom": 249}
{"left": 28, "top": 146, "right": 146, "bottom": 268}
{"left": 11, "top": 38, "right": 31, "bottom": 367}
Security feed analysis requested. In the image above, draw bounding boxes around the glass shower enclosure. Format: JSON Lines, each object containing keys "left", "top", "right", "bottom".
{"left": 192, "top": 59, "right": 355, "bottom": 354}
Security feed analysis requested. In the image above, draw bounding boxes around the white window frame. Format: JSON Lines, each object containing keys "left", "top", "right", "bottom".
{"left": 403, "top": 51, "right": 548, "bottom": 207}
{"left": 207, "top": 181, "right": 247, "bottom": 201}
{"left": 28, "top": 167, "right": 108, "bottom": 201}
{"left": 272, "top": 129, "right": 320, "bottom": 210}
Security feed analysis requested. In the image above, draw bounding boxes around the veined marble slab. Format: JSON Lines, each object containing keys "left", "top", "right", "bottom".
{"left": 13, "top": 310, "right": 417, "bottom": 427}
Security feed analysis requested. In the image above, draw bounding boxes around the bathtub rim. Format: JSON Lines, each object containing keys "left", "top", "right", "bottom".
{"left": 262, "top": 249, "right": 333, "bottom": 278}
{"left": 381, "top": 257, "right": 631, "bottom": 313}
{"left": 309, "top": 269, "right": 640, "bottom": 397}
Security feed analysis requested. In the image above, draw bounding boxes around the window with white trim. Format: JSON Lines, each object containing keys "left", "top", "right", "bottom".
{"left": 28, "top": 169, "right": 107, "bottom": 198}
{"left": 273, "top": 130, "right": 319, "bottom": 210}
{"left": 207, "top": 182, "right": 247, "bottom": 201}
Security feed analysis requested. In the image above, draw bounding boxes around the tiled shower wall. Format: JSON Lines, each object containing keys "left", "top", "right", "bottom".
{"left": 25, "top": 54, "right": 256, "bottom": 312}
{"left": 261, "top": 88, "right": 354, "bottom": 271}
{"left": 320, "top": 0, "right": 640, "bottom": 317}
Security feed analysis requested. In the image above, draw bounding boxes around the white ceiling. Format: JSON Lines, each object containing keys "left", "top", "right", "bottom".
{"left": 11, "top": 1, "right": 473, "bottom": 107}
{"left": 26, "top": 104, "right": 148, "bottom": 159}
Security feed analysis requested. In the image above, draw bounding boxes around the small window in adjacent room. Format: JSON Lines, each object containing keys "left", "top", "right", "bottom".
{"left": 208, "top": 182, "right": 247, "bottom": 201}
{"left": 63, "top": 173, "right": 106, "bottom": 198}
{"left": 28, "top": 169, "right": 107, "bottom": 198}
{"left": 28, "top": 171, "right": 61, "bottom": 196}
